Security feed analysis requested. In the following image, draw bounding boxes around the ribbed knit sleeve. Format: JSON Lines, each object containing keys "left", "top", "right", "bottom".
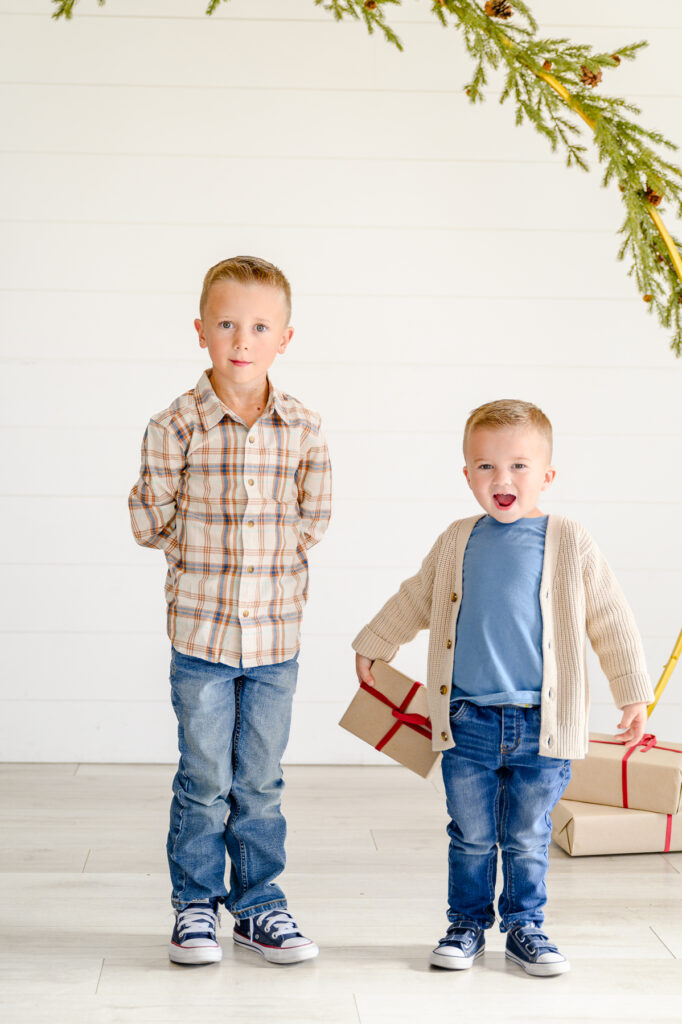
{"left": 352, "top": 531, "right": 444, "bottom": 663}
{"left": 579, "top": 526, "right": 654, "bottom": 708}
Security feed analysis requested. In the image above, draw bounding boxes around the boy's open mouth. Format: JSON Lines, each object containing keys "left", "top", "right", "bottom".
{"left": 493, "top": 493, "right": 516, "bottom": 510}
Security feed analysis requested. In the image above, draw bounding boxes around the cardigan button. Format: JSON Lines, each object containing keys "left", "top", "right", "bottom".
{"left": 450, "top": 592, "right": 458, "bottom": 602}
{"left": 440, "top": 685, "right": 448, "bottom": 695}
{"left": 446, "top": 639, "right": 452, "bottom": 649}
{"left": 441, "top": 731, "right": 448, "bottom": 742}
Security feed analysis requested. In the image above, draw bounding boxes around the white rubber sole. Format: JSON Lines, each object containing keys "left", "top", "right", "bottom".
{"left": 169, "top": 941, "right": 223, "bottom": 965}
{"left": 233, "top": 933, "right": 319, "bottom": 965}
{"left": 505, "top": 950, "right": 570, "bottom": 976}
{"left": 430, "top": 945, "right": 485, "bottom": 970}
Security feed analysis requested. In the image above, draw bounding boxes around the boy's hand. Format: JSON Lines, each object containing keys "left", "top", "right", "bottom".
{"left": 616, "top": 702, "right": 649, "bottom": 750}
{"left": 355, "top": 654, "right": 375, "bottom": 688}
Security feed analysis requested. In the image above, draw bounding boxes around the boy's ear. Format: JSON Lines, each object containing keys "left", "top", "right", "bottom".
{"left": 278, "top": 326, "right": 294, "bottom": 354}
{"left": 195, "top": 318, "right": 207, "bottom": 349}
{"left": 463, "top": 466, "right": 472, "bottom": 489}
{"left": 541, "top": 466, "right": 557, "bottom": 491}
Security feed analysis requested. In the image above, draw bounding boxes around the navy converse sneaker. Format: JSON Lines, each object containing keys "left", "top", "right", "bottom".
{"left": 430, "top": 922, "right": 485, "bottom": 970}
{"left": 233, "top": 909, "right": 319, "bottom": 964}
{"left": 505, "top": 924, "right": 570, "bottom": 976}
{"left": 169, "top": 899, "right": 222, "bottom": 965}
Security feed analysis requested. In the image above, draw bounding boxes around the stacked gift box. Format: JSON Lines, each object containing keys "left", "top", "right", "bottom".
{"left": 551, "top": 732, "right": 682, "bottom": 856}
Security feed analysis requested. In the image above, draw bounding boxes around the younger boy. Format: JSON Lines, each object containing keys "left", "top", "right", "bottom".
{"left": 353, "top": 400, "right": 652, "bottom": 976}
{"left": 129, "top": 256, "right": 331, "bottom": 965}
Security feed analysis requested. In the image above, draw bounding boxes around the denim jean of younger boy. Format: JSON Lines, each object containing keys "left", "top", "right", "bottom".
{"left": 441, "top": 701, "right": 571, "bottom": 932}
{"left": 167, "top": 647, "right": 299, "bottom": 918}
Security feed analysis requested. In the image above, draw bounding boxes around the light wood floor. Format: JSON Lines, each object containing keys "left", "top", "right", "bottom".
{"left": 1, "top": 763, "right": 681, "bottom": 1023}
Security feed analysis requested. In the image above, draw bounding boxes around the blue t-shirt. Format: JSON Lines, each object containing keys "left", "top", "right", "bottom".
{"left": 452, "top": 515, "right": 548, "bottom": 706}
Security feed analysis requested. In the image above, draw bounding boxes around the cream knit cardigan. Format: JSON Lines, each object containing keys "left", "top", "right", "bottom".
{"left": 352, "top": 514, "right": 654, "bottom": 760}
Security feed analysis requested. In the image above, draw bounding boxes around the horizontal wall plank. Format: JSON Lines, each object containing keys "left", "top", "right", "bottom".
{"left": 2, "top": 360, "right": 680, "bottom": 434}
{"left": 2, "top": 222, "right": 646, "bottom": 300}
{"left": 7, "top": 0, "right": 682, "bottom": 28}
{"left": 0, "top": 292, "right": 675, "bottom": 368}
{"left": 0, "top": 153, "right": 627, "bottom": 232}
{"left": 2, "top": 496, "right": 680, "bottom": 570}
{"left": 3, "top": 84, "right": 680, "bottom": 166}
{"left": 2, "top": 17, "right": 679, "bottom": 94}
{"left": 0, "top": 564, "right": 679, "bottom": 638}
{"left": 5, "top": 0, "right": 682, "bottom": 30}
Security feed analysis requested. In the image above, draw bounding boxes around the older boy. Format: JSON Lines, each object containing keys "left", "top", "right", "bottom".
{"left": 353, "top": 400, "right": 652, "bottom": 976}
{"left": 129, "top": 256, "right": 331, "bottom": 965}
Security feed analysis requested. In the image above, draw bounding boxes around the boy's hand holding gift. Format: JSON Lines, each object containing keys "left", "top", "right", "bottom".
{"left": 617, "top": 702, "right": 649, "bottom": 749}
{"left": 355, "top": 654, "right": 375, "bottom": 688}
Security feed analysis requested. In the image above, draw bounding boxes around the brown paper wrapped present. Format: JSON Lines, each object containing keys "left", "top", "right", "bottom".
{"left": 339, "top": 660, "right": 441, "bottom": 779}
{"left": 552, "top": 798, "right": 681, "bottom": 856}
{"left": 563, "top": 732, "right": 682, "bottom": 814}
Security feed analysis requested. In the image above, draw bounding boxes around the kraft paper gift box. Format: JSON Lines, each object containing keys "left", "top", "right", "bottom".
{"left": 563, "top": 732, "right": 682, "bottom": 815}
{"left": 339, "top": 660, "right": 442, "bottom": 779}
{"left": 551, "top": 798, "right": 681, "bottom": 856}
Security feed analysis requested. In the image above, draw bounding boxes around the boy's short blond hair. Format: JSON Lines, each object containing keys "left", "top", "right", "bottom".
{"left": 463, "top": 399, "right": 553, "bottom": 456}
{"left": 199, "top": 255, "right": 292, "bottom": 323}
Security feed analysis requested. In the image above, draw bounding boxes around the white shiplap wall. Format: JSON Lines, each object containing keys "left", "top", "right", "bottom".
{"left": 1, "top": 0, "right": 681, "bottom": 762}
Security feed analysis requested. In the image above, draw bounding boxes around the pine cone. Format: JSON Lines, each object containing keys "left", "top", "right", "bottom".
{"left": 643, "top": 294, "right": 654, "bottom": 303}
{"left": 646, "top": 187, "right": 663, "bottom": 207}
{"left": 542, "top": 59, "right": 553, "bottom": 71}
{"left": 484, "top": 1, "right": 513, "bottom": 20}
{"left": 580, "top": 66, "right": 603, "bottom": 88}
{"left": 364, "top": 1, "right": 377, "bottom": 10}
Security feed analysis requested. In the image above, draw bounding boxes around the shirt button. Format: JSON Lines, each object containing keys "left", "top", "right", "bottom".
{"left": 446, "top": 640, "right": 452, "bottom": 649}
{"left": 247, "top": 521, "right": 254, "bottom": 528}
{"left": 242, "top": 610, "right": 249, "bottom": 617}
{"left": 249, "top": 436, "right": 255, "bottom": 444}
{"left": 547, "top": 737, "right": 553, "bottom": 747}
{"left": 247, "top": 479, "right": 254, "bottom": 487}
{"left": 441, "top": 731, "right": 448, "bottom": 742}
{"left": 246, "top": 566, "right": 254, "bottom": 574}
{"left": 450, "top": 592, "right": 458, "bottom": 602}
{"left": 440, "top": 685, "right": 448, "bottom": 695}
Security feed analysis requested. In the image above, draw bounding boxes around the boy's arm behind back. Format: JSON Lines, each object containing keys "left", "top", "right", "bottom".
{"left": 128, "top": 417, "right": 185, "bottom": 559}
{"left": 297, "top": 419, "right": 332, "bottom": 550}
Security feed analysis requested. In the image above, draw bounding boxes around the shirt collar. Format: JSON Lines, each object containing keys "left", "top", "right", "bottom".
{"left": 194, "top": 370, "right": 291, "bottom": 431}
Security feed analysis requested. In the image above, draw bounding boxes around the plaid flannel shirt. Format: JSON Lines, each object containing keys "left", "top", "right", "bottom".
{"left": 129, "top": 370, "right": 332, "bottom": 666}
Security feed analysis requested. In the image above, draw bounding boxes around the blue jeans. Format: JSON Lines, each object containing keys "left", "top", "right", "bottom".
{"left": 167, "top": 647, "right": 299, "bottom": 918}
{"left": 441, "top": 701, "right": 571, "bottom": 932}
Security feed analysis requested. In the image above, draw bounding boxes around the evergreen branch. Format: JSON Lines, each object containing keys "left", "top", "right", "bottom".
{"left": 328, "top": 0, "right": 682, "bottom": 354}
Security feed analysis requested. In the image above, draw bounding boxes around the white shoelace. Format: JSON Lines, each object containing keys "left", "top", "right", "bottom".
{"left": 177, "top": 902, "right": 219, "bottom": 939}
{"left": 254, "top": 910, "right": 300, "bottom": 939}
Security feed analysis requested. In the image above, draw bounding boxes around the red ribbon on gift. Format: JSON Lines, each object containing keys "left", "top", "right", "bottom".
{"left": 591, "top": 733, "right": 676, "bottom": 852}
{"left": 360, "top": 680, "right": 433, "bottom": 751}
